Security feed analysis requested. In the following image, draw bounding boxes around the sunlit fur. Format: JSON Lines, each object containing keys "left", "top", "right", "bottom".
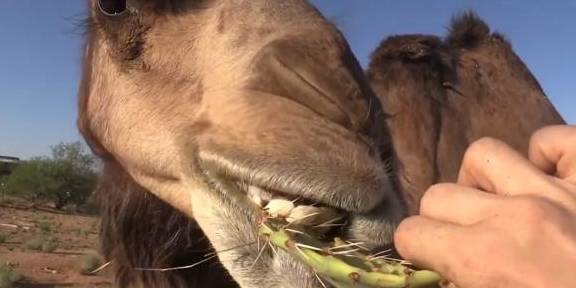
{"left": 367, "top": 12, "right": 565, "bottom": 214}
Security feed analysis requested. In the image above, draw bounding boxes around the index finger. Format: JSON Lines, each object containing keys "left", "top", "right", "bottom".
{"left": 529, "top": 125, "right": 576, "bottom": 184}
{"left": 457, "top": 137, "right": 553, "bottom": 195}
{"left": 457, "top": 137, "right": 576, "bottom": 211}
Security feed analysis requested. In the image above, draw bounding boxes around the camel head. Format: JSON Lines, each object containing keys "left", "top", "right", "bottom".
{"left": 79, "top": 0, "right": 404, "bottom": 287}
{"left": 366, "top": 12, "right": 565, "bottom": 214}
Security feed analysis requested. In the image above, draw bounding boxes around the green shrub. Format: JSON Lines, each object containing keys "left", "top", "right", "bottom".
{"left": 41, "top": 241, "right": 58, "bottom": 253}
{"left": 23, "top": 236, "right": 58, "bottom": 253}
{"left": 0, "top": 264, "right": 23, "bottom": 288}
{"left": 0, "top": 233, "right": 7, "bottom": 244}
{"left": 3, "top": 142, "right": 98, "bottom": 209}
{"left": 79, "top": 254, "right": 103, "bottom": 275}
{"left": 23, "top": 237, "right": 43, "bottom": 251}
{"left": 79, "top": 228, "right": 91, "bottom": 239}
{"left": 38, "top": 221, "right": 51, "bottom": 233}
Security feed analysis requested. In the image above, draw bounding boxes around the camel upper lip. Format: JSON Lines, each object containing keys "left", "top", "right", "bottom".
{"left": 197, "top": 144, "right": 390, "bottom": 214}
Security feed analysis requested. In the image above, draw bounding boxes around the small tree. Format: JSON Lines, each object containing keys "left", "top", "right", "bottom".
{"left": 49, "top": 142, "right": 98, "bottom": 209}
{"left": 4, "top": 141, "right": 99, "bottom": 209}
{"left": 0, "top": 175, "right": 7, "bottom": 201}
{"left": 4, "top": 158, "right": 60, "bottom": 205}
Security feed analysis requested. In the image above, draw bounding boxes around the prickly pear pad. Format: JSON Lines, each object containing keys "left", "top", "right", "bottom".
{"left": 259, "top": 218, "right": 442, "bottom": 288}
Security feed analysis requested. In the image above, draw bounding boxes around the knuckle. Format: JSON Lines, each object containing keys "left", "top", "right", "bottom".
{"left": 532, "top": 125, "right": 570, "bottom": 140}
{"left": 466, "top": 137, "right": 503, "bottom": 158}
{"left": 460, "top": 138, "right": 509, "bottom": 180}
{"left": 462, "top": 137, "right": 502, "bottom": 166}
{"left": 529, "top": 125, "right": 576, "bottom": 155}
{"left": 529, "top": 126, "right": 552, "bottom": 146}
{"left": 394, "top": 216, "right": 419, "bottom": 244}
{"left": 420, "top": 183, "right": 454, "bottom": 213}
{"left": 394, "top": 218, "right": 421, "bottom": 258}
{"left": 528, "top": 126, "right": 556, "bottom": 153}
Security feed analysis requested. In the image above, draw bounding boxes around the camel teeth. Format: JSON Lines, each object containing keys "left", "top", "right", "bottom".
{"left": 286, "top": 206, "right": 323, "bottom": 225}
{"left": 264, "top": 198, "right": 295, "bottom": 218}
{"left": 247, "top": 186, "right": 263, "bottom": 207}
{"left": 248, "top": 185, "right": 273, "bottom": 207}
{"left": 286, "top": 206, "right": 343, "bottom": 228}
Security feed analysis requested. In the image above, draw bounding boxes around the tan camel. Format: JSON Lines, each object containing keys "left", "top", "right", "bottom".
{"left": 79, "top": 0, "right": 403, "bottom": 287}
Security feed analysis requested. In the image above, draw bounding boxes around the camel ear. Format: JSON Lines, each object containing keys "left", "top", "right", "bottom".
{"left": 99, "top": 0, "right": 127, "bottom": 16}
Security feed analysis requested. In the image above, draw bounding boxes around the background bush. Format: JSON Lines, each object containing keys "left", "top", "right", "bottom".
{"left": 23, "top": 235, "right": 59, "bottom": 253}
{"left": 3, "top": 141, "right": 99, "bottom": 209}
{"left": 79, "top": 254, "right": 103, "bottom": 275}
{"left": 0, "top": 264, "right": 22, "bottom": 288}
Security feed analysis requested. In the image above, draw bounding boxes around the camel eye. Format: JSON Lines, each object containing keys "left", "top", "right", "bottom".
{"left": 99, "top": 0, "right": 127, "bottom": 16}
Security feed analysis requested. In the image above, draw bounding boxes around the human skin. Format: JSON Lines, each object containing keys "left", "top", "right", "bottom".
{"left": 394, "top": 125, "right": 576, "bottom": 288}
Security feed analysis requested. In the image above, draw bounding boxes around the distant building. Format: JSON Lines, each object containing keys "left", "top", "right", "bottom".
{"left": 0, "top": 155, "right": 20, "bottom": 176}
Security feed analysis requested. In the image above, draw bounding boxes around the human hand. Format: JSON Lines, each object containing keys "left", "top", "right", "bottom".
{"left": 394, "top": 125, "right": 576, "bottom": 288}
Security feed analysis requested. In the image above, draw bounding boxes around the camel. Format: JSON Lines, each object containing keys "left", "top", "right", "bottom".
{"left": 366, "top": 12, "right": 565, "bottom": 214}
{"left": 79, "top": 0, "right": 403, "bottom": 287}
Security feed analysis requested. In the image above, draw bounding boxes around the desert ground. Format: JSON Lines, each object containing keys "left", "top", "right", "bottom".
{"left": 0, "top": 198, "right": 112, "bottom": 287}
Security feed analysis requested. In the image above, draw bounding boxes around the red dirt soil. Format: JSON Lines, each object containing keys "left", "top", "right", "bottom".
{"left": 0, "top": 201, "right": 112, "bottom": 287}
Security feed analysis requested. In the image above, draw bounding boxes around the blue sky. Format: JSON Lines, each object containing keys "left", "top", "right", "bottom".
{"left": 1, "top": 1, "right": 574, "bottom": 159}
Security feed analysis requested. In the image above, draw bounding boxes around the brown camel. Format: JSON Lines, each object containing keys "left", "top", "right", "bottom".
{"left": 367, "top": 12, "right": 565, "bottom": 214}
{"left": 78, "top": 0, "right": 403, "bottom": 287}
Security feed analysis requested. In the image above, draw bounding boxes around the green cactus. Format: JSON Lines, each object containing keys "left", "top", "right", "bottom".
{"left": 259, "top": 219, "right": 442, "bottom": 288}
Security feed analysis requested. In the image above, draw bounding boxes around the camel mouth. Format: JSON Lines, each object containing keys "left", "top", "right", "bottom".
{"left": 240, "top": 183, "right": 402, "bottom": 259}
{"left": 196, "top": 132, "right": 403, "bottom": 256}
{"left": 239, "top": 183, "right": 399, "bottom": 257}
{"left": 197, "top": 143, "right": 404, "bottom": 254}
{"left": 202, "top": 179, "right": 403, "bottom": 287}
{"left": 250, "top": 180, "right": 402, "bottom": 250}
